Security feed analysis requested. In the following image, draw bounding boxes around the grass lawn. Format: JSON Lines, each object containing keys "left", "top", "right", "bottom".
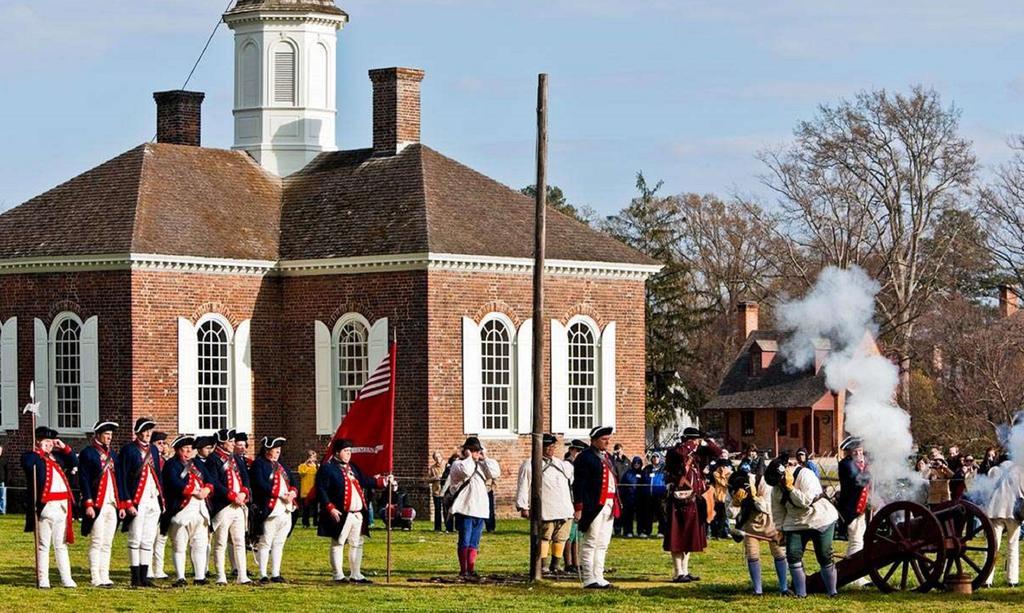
{"left": 0, "top": 514, "right": 1020, "bottom": 611}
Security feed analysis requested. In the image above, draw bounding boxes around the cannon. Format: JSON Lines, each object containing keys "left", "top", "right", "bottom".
{"left": 807, "top": 499, "right": 997, "bottom": 593}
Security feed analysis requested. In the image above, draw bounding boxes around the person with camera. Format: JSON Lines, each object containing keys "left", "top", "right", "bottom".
{"left": 769, "top": 451, "right": 839, "bottom": 597}
{"left": 663, "top": 427, "right": 721, "bottom": 583}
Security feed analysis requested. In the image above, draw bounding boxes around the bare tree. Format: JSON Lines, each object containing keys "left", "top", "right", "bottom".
{"left": 916, "top": 296, "right": 1024, "bottom": 447}
{"left": 757, "top": 87, "right": 976, "bottom": 406}
{"left": 979, "top": 136, "right": 1024, "bottom": 292}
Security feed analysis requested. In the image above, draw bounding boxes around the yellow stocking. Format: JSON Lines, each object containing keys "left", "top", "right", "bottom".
{"left": 540, "top": 540, "right": 551, "bottom": 561}
{"left": 551, "top": 542, "right": 565, "bottom": 558}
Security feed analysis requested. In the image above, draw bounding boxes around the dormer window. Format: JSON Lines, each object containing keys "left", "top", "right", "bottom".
{"left": 750, "top": 339, "right": 777, "bottom": 376}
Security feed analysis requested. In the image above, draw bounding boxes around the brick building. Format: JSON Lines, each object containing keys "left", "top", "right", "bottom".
{"left": 699, "top": 302, "right": 879, "bottom": 457}
{"left": 0, "top": 0, "right": 659, "bottom": 510}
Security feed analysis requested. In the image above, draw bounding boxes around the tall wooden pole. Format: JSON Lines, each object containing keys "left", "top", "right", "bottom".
{"left": 529, "top": 73, "right": 548, "bottom": 582}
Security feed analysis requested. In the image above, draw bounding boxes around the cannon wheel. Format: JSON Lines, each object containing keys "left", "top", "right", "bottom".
{"left": 940, "top": 500, "right": 997, "bottom": 590}
{"left": 865, "top": 501, "right": 946, "bottom": 593}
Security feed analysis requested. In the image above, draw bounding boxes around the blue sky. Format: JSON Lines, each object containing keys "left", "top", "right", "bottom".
{"left": 3, "top": 1, "right": 1024, "bottom": 216}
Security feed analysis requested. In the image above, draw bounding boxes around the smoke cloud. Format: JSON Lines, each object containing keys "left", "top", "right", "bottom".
{"left": 968, "top": 412, "right": 1024, "bottom": 506}
{"left": 777, "top": 266, "right": 925, "bottom": 505}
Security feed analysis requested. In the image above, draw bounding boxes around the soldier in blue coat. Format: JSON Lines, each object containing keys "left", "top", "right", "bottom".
{"left": 161, "top": 435, "right": 214, "bottom": 586}
{"left": 205, "top": 428, "right": 252, "bottom": 584}
{"left": 115, "top": 417, "right": 164, "bottom": 587}
{"left": 23, "top": 425, "right": 79, "bottom": 588}
{"left": 79, "top": 420, "right": 126, "bottom": 586}
{"left": 250, "top": 436, "right": 298, "bottom": 583}
{"left": 317, "top": 438, "right": 389, "bottom": 583}
{"left": 571, "top": 425, "right": 619, "bottom": 589}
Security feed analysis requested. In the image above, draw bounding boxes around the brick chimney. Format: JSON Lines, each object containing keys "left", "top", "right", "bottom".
{"left": 999, "top": 284, "right": 1019, "bottom": 318}
{"left": 737, "top": 301, "right": 759, "bottom": 342}
{"left": 369, "top": 67, "right": 425, "bottom": 156}
{"left": 154, "top": 90, "right": 205, "bottom": 147}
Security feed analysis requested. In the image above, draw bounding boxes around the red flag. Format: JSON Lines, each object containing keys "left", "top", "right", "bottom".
{"left": 326, "top": 342, "right": 396, "bottom": 476}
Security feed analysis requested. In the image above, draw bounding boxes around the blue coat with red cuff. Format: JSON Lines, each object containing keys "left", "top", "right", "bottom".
{"left": 116, "top": 441, "right": 165, "bottom": 531}
{"left": 249, "top": 456, "right": 297, "bottom": 537}
{"left": 316, "top": 459, "right": 382, "bottom": 539}
{"left": 206, "top": 448, "right": 252, "bottom": 518}
{"left": 21, "top": 446, "right": 78, "bottom": 534}
{"left": 160, "top": 456, "right": 214, "bottom": 535}
{"left": 78, "top": 442, "right": 120, "bottom": 536}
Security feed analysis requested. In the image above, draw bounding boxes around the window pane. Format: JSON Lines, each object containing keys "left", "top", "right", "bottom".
{"left": 197, "top": 320, "right": 230, "bottom": 431}
{"left": 54, "top": 318, "right": 82, "bottom": 430}
{"left": 480, "top": 319, "right": 512, "bottom": 431}
{"left": 568, "top": 322, "right": 596, "bottom": 431}
{"left": 336, "top": 321, "right": 369, "bottom": 421}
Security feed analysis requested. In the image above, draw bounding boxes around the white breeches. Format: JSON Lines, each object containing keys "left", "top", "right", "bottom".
{"left": 127, "top": 497, "right": 161, "bottom": 567}
{"left": 987, "top": 518, "right": 1021, "bottom": 586}
{"left": 257, "top": 512, "right": 292, "bottom": 578}
{"left": 148, "top": 533, "right": 168, "bottom": 578}
{"left": 169, "top": 501, "right": 211, "bottom": 581}
{"left": 37, "top": 500, "right": 74, "bottom": 588}
{"left": 88, "top": 502, "right": 118, "bottom": 585}
{"left": 580, "top": 500, "right": 614, "bottom": 586}
{"left": 846, "top": 514, "right": 868, "bottom": 585}
{"left": 330, "top": 512, "right": 365, "bottom": 580}
{"left": 213, "top": 506, "right": 248, "bottom": 582}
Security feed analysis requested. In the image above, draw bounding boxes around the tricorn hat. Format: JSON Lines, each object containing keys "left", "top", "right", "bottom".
{"left": 194, "top": 435, "right": 216, "bottom": 449}
{"left": 566, "top": 439, "right": 587, "bottom": 450}
{"left": 215, "top": 428, "right": 237, "bottom": 443}
{"left": 840, "top": 436, "right": 863, "bottom": 451}
{"left": 589, "top": 425, "right": 613, "bottom": 440}
{"left": 171, "top": 434, "right": 196, "bottom": 450}
{"left": 542, "top": 433, "right": 557, "bottom": 447}
{"left": 92, "top": 420, "right": 118, "bottom": 435}
{"left": 151, "top": 431, "right": 168, "bottom": 443}
{"left": 134, "top": 417, "right": 156, "bottom": 434}
{"left": 234, "top": 432, "right": 249, "bottom": 443}
{"left": 331, "top": 438, "right": 354, "bottom": 454}
{"left": 261, "top": 436, "right": 286, "bottom": 450}
{"left": 682, "top": 427, "right": 703, "bottom": 439}
{"left": 35, "top": 426, "right": 59, "bottom": 441}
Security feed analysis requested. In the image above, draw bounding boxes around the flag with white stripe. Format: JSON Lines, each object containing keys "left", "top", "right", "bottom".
{"left": 327, "top": 341, "right": 396, "bottom": 476}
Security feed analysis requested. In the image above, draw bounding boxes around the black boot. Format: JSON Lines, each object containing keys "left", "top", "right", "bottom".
{"left": 140, "top": 565, "right": 156, "bottom": 587}
{"left": 130, "top": 566, "right": 140, "bottom": 588}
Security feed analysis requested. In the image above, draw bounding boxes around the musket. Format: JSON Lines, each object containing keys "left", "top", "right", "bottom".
{"left": 23, "top": 382, "right": 42, "bottom": 588}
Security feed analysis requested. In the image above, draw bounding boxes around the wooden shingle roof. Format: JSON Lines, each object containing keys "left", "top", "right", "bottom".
{"left": 701, "top": 330, "right": 832, "bottom": 411}
{"left": 0, "top": 143, "right": 656, "bottom": 267}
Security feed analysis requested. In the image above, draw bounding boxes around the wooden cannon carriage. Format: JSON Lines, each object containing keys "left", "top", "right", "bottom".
{"left": 807, "top": 499, "right": 997, "bottom": 593}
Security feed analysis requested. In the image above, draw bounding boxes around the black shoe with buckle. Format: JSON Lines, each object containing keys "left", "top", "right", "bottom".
{"left": 271, "top": 576, "right": 287, "bottom": 584}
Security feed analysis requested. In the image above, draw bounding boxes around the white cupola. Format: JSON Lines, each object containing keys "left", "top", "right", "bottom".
{"left": 223, "top": 0, "right": 348, "bottom": 176}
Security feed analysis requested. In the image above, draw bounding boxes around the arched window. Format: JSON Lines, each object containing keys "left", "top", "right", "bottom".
{"left": 273, "top": 44, "right": 296, "bottom": 105}
{"left": 53, "top": 316, "right": 82, "bottom": 430}
{"left": 240, "top": 41, "right": 260, "bottom": 107}
{"left": 334, "top": 317, "right": 369, "bottom": 422}
{"left": 567, "top": 321, "right": 597, "bottom": 431}
{"left": 480, "top": 317, "right": 513, "bottom": 431}
{"left": 197, "top": 317, "right": 231, "bottom": 431}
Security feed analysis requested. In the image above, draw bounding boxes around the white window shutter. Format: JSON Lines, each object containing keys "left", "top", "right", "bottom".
{"left": 314, "top": 320, "right": 333, "bottom": 435}
{"left": 515, "top": 319, "right": 533, "bottom": 434}
{"left": 177, "top": 318, "right": 199, "bottom": 435}
{"left": 368, "top": 317, "right": 389, "bottom": 371}
{"left": 600, "top": 321, "right": 617, "bottom": 431}
{"left": 0, "top": 317, "right": 17, "bottom": 431}
{"left": 80, "top": 316, "right": 100, "bottom": 430}
{"left": 550, "top": 319, "right": 568, "bottom": 434}
{"left": 233, "top": 319, "right": 253, "bottom": 435}
{"left": 33, "top": 318, "right": 49, "bottom": 427}
{"left": 462, "top": 317, "right": 482, "bottom": 435}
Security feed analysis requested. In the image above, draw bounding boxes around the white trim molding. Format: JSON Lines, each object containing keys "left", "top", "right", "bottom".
{"left": 0, "top": 251, "right": 662, "bottom": 280}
